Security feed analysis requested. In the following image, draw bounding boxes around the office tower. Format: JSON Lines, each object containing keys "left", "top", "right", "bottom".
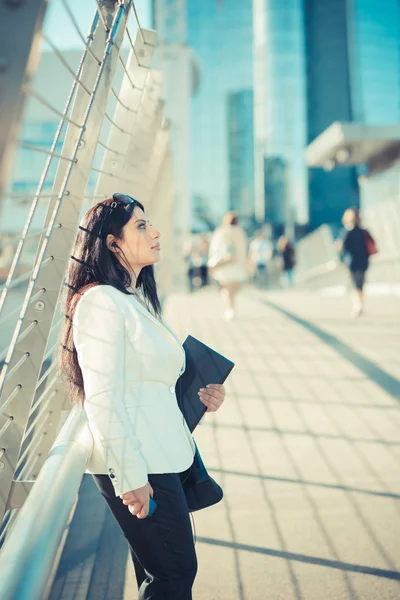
{"left": 227, "top": 90, "right": 254, "bottom": 224}
{"left": 154, "top": 0, "right": 400, "bottom": 231}
{"left": 153, "top": 1, "right": 254, "bottom": 226}
{"left": 305, "top": 0, "right": 400, "bottom": 229}
{"left": 256, "top": 0, "right": 308, "bottom": 231}
{"left": 187, "top": 1, "right": 254, "bottom": 226}
{"left": 305, "top": 0, "right": 359, "bottom": 229}
{"left": 351, "top": 0, "right": 400, "bottom": 124}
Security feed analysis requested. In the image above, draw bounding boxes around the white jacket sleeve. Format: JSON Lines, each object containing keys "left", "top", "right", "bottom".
{"left": 73, "top": 286, "right": 148, "bottom": 496}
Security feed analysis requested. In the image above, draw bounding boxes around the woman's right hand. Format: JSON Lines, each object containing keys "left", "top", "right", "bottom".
{"left": 120, "top": 482, "right": 154, "bottom": 519}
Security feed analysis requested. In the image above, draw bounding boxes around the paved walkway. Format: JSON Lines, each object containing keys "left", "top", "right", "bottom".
{"left": 51, "top": 287, "right": 400, "bottom": 600}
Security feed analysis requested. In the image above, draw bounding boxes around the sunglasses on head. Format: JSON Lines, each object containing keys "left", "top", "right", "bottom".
{"left": 110, "top": 193, "right": 136, "bottom": 210}
{"left": 78, "top": 193, "right": 137, "bottom": 239}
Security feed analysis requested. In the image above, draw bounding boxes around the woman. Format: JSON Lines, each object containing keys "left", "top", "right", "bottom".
{"left": 276, "top": 236, "right": 296, "bottom": 288}
{"left": 208, "top": 211, "right": 248, "bottom": 320}
{"left": 59, "top": 194, "right": 226, "bottom": 599}
{"left": 248, "top": 229, "right": 273, "bottom": 288}
{"left": 338, "top": 207, "right": 377, "bottom": 317}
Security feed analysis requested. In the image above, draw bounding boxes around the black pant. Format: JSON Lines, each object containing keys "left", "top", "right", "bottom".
{"left": 350, "top": 269, "right": 366, "bottom": 291}
{"left": 93, "top": 472, "right": 197, "bottom": 600}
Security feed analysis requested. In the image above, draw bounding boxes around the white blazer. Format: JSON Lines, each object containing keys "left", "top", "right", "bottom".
{"left": 72, "top": 284, "right": 195, "bottom": 496}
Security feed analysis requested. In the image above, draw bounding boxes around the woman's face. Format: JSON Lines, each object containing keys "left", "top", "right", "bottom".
{"left": 109, "top": 206, "right": 161, "bottom": 270}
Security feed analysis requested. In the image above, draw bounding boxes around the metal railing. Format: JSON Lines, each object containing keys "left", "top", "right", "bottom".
{"left": 0, "top": 408, "right": 92, "bottom": 600}
{"left": 0, "top": 1, "right": 176, "bottom": 583}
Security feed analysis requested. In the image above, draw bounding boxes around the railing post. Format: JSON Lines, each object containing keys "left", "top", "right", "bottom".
{"left": 0, "top": 1, "right": 132, "bottom": 524}
{"left": 94, "top": 28, "right": 158, "bottom": 199}
{"left": 0, "top": 409, "right": 92, "bottom": 600}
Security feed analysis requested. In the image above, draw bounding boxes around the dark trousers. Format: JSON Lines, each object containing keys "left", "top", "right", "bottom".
{"left": 93, "top": 472, "right": 197, "bottom": 600}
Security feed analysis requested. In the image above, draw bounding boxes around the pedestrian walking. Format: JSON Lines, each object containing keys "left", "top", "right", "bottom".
{"left": 184, "top": 236, "right": 210, "bottom": 292}
{"left": 59, "top": 194, "right": 226, "bottom": 599}
{"left": 198, "top": 235, "right": 210, "bottom": 287}
{"left": 337, "top": 207, "right": 377, "bottom": 317}
{"left": 277, "top": 235, "right": 296, "bottom": 287}
{"left": 208, "top": 211, "right": 248, "bottom": 320}
{"left": 248, "top": 229, "right": 273, "bottom": 288}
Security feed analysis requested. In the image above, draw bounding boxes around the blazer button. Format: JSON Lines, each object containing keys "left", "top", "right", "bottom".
{"left": 110, "top": 473, "right": 116, "bottom": 479}
{"left": 169, "top": 385, "right": 175, "bottom": 394}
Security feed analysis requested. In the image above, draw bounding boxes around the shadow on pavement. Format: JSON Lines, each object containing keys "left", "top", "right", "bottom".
{"left": 196, "top": 536, "right": 400, "bottom": 581}
{"left": 262, "top": 299, "right": 400, "bottom": 402}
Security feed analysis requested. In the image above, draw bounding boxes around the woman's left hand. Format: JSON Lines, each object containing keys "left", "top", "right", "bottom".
{"left": 198, "top": 384, "right": 226, "bottom": 413}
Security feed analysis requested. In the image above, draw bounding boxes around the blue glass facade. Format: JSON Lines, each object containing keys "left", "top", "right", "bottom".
{"left": 154, "top": 0, "right": 400, "bottom": 231}
{"left": 262, "top": 0, "right": 308, "bottom": 226}
{"left": 227, "top": 90, "right": 254, "bottom": 219}
{"left": 351, "top": 0, "right": 400, "bottom": 124}
{"left": 305, "top": 0, "right": 400, "bottom": 229}
{"left": 305, "top": 0, "right": 359, "bottom": 229}
{"left": 187, "top": 0, "right": 309, "bottom": 228}
{"left": 187, "top": 1, "right": 253, "bottom": 225}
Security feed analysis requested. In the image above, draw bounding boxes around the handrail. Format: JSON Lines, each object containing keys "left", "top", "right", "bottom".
{"left": 0, "top": 408, "right": 93, "bottom": 600}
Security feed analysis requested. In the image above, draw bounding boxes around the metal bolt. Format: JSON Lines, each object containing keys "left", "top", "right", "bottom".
{"left": 35, "top": 301, "right": 45, "bottom": 312}
{"left": 79, "top": 139, "right": 86, "bottom": 149}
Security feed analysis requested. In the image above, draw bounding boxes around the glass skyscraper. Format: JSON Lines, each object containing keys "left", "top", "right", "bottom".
{"left": 187, "top": 1, "right": 253, "bottom": 225}
{"left": 154, "top": 0, "right": 400, "bottom": 231}
{"left": 305, "top": 0, "right": 358, "bottom": 229}
{"left": 157, "top": 0, "right": 308, "bottom": 229}
{"left": 227, "top": 90, "right": 254, "bottom": 222}
{"left": 351, "top": 0, "right": 400, "bottom": 124}
{"left": 305, "top": 0, "right": 400, "bottom": 229}
{"left": 262, "top": 0, "right": 308, "bottom": 227}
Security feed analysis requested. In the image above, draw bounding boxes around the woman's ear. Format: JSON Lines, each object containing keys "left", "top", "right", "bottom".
{"left": 106, "top": 234, "right": 118, "bottom": 252}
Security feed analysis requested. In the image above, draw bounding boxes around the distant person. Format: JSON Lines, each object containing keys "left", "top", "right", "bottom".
{"left": 248, "top": 229, "right": 273, "bottom": 288}
{"left": 277, "top": 236, "right": 296, "bottom": 288}
{"left": 208, "top": 211, "right": 248, "bottom": 320}
{"left": 185, "top": 240, "right": 200, "bottom": 293}
{"left": 198, "top": 235, "right": 210, "bottom": 287}
{"left": 185, "top": 236, "right": 210, "bottom": 292}
{"left": 337, "top": 207, "right": 377, "bottom": 317}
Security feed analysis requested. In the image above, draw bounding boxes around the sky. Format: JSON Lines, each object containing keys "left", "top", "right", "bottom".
{"left": 43, "top": 0, "right": 152, "bottom": 49}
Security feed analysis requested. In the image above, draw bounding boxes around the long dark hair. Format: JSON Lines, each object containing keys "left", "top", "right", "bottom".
{"left": 59, "top": 196, "right": 161, "bottom": 404}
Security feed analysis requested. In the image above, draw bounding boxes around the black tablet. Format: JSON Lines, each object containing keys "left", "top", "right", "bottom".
{"left": 176, "top": 335, "right": 235, "bottom": 432}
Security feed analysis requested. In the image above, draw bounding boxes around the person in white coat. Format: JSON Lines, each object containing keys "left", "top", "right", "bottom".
{"left": 208, "top": 211, "right": 248, "bottom": 320}
{"left": 59, "top": 194, "right": 226, "bottom": 600}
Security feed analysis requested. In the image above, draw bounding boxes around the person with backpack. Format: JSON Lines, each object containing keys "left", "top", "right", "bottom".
{"left": 338, "top": 207, "right": 377, "bottom": 317}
